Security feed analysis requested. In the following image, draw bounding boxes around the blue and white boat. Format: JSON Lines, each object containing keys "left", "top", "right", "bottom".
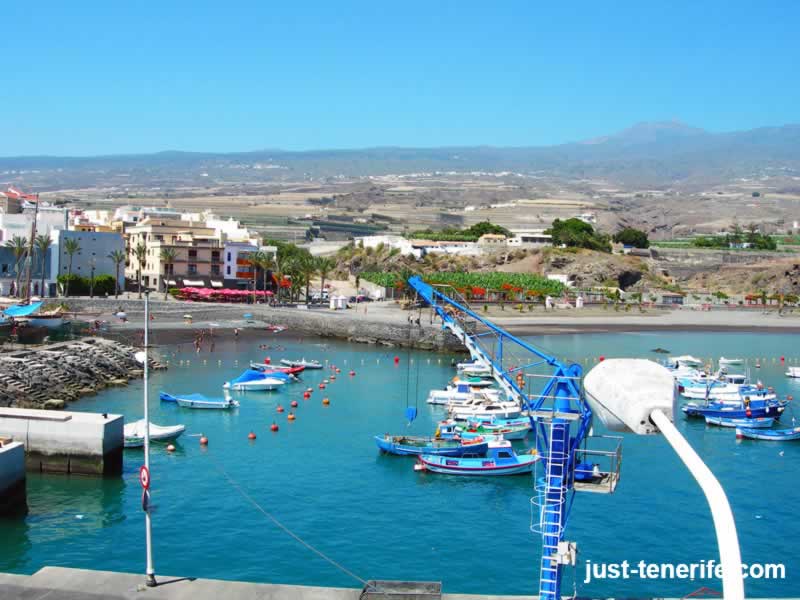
{"left": 682, "top": 397, "right": 787, "bottom": 419}
{"left": 223, "top": 369, "right": 288, "bottom": 391}
{"left": 436, "top": 418, "right": 530, "bottom": 441}
{"left": 374, "top": 434, "right": 488, "bottom": 457}
{"left": 736, "top": 426, "right": 800, "bottom": 441}
{"left": 704, "top": 415, "right": 775, "bottom": 428}
{"left": 682, "top": 383, "right": 775, "bottom": 402}
{"left": 414, "top": 439, "right": 538, "bottom": 476}
{"left": 160, "top": 391, "right": 239, "bottom": 409}
{"left": 427, "top": 384, "right": 500, "bottom": 406}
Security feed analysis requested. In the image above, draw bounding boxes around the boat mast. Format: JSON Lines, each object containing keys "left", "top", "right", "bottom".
{"left": 143, "top": 291, "right": 157, "bottom": 586}
{"left": 23, "top": 193, "right": 39, "bottom": 303}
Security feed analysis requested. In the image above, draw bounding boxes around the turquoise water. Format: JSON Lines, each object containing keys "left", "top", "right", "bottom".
{"left": 1, "top": 331, "right": 799, "bottom": 597}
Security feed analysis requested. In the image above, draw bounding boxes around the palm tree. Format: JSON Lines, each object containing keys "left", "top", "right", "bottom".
{"left": 315, "top": 257, "right": 335, "bottom": 301}
{"left": 5, "top": 236, "right": 28, "bottom": 297}
{"left": 298, "top": 254, "right": 316, "bottom": 305}
{"left": 34, "top": 234, "right": 52, "bottom": 298}
{"left": 159, "top": 247, "right": 177, "bottom": 300}
{"left": 247, "top": 250, "right": 266, "bottom": 304}
{"left": 108, "top": 249, "right": 126, "bottom": 299}
{"left": 62, "top": 238, "right": 81, "bottom": 297}
{"left": 134, "top": 243, "right": 147, "bottom": 299}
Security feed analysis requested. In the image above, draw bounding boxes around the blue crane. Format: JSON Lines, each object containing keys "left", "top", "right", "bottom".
{"left": 407, "top": 276, "right": 621, "bottom": 600}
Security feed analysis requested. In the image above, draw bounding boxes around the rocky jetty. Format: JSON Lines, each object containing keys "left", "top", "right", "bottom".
{"left": 0, "top": 338, "right": 165, "bottom": 409}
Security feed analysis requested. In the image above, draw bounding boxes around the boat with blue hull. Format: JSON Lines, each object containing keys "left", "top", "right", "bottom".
{"left": 224, "top": 369, "right": 288, "bottom": 391}
{"left": 705, "top": 415, "right": 775, "bottom": 428}
{"left": 414, "top": 440, "right": 538, "bottom": 476}
{"left": 736, "top": 426, "right": 800, "bottom": 441}
{"left": 436, "top": 418, "right": 530, "bottom": 441}
{"left": 682, "top": 398, "right": 787, "bottom": 419}
{"left": 374, "top": 434, "right": 488, "bottom": 457}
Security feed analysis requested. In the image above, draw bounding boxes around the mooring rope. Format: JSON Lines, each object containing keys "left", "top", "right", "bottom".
{"left": 202, "top": 452, "right": 372, "bottom": 589}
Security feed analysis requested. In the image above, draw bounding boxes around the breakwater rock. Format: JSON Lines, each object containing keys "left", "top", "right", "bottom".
{"left": 0, "top": 338, "right": 164, "bottom": 409}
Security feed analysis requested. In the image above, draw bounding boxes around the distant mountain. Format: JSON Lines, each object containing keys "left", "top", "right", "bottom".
{"left": 2, "top": 122, "right": 799, "bottom": 188}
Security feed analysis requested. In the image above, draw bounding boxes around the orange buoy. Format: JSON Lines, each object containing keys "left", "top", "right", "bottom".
{"left": 287, "top": 412, "right": 296, "bottom": 421}
{"left": 290, "top": 400, "right": 298, "bottom": 407}
{"left": 349, "top": 370, "right": 356, "bottom": 376}
{"left": 303, "top": 391, "right": 311, "bottom": 399}
{"left": 276, "top": 405, "right": 285, "bottom": 413}
{"left": 248, "top": 432, "right": 257, "bottom": 440}
{"left": 167, "top": 444, "right": 176, "bottom": 452}
{"left": 319, "top": 383, "right": 326, "bottom": 390}
{"left": 322, "top": 397, "right": 330, "bottom": 406}
{"left": 270, "top": 422, "right": 279, "bottom": 432}
{"left": 199, "top": 436, "right": 208, "bottom": 445}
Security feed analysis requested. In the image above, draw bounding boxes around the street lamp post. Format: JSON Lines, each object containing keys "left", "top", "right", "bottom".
{"left": 89, "top": 259, "right": 96, "bottom": 298}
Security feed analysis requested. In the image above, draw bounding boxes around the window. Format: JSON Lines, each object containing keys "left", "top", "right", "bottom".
{"left": 227, "top": 252, "right": 231, "bottom": 261}
{"left": 226, "top": 265, "right": 231, "bottom": 275}
{"left": 211, "top": 264, "right": 220, "bottom": 275}
{"left": 188, "top": 264, "right": 197, "bottom": 275}
{"left": 211, "top": 250, "right": 220, "bottom": 261}
{"left": 188, "top": 249, "right": 197, "bottom": 259}
{"left": 1, "top": 264, "right": 7, "bottom": 273}
{"left": 497, "top": 451, "right": 511, "bottom": 458}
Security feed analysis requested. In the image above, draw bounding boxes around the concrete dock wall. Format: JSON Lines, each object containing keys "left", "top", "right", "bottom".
{"left": 0, "top": 440, "right": 26, "bottom": 515}
{"left": 0, "top": 408, "right": 123, "bottom": 476}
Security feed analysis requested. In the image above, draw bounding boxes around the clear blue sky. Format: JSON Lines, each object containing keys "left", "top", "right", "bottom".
{"left": 2, "top": 0, "right": 798, "bottom": 155}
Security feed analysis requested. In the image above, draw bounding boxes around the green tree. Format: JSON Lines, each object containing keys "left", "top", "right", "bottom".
{"left": 62, "top": 237, "right": 81, "bottom": 297}
{"left": 315, "top": 257, "right": 335, "bottom": 300}
{"left": 134, "top": 243, "right": 147, "bottom": 299}
{"left": 297, "top": 254, "right": 317, "bottom": 305}
{"left": 248, "top": 250, "right": 269, "bottom": 304}
{"left": 5, "top": 235, "right": 28, "bottom": 298}
{"left": 33, "top": 234, "right": 52, "bottom": 298}
{"left": 108, "top": 249, "right": 126, "bottom": 299}
{"left": 612, "top": 227, "right": 650, "bottom": 249}
{"left": 159, "top": 247, "right": 177, "bottom": 300}
{"left": 465, "top": 221, "right": 511, "bottom": 238}
{"left": 546, "top": 218, "right": 611, "bottom": 252}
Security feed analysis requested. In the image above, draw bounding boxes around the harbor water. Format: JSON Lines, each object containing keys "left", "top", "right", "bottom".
{"left": 1, "top": 330, "right": 798, "bottom": 597}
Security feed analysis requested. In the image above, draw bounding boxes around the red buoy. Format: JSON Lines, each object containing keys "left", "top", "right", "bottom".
{"left": 303, "top": 391, "right": 311, "bottom": 399}
{"left": 264, "top": 357, "right": 271, "bottom": 364}
{"left": 270, "top": 422, "right": 279, "bottom": 432}
{"left": 248, "top": 432, "right": 257, "bottom": 440}
{"left": 330, "top": 375, "right": 336, "bottom": 381}
{"left": 199, "top": 436, "right": 208, "bottom": 445}
{"left": 781, "top": 356, "right": 785, "bottom": 362}
{"left": 319, "top": 383, "right": 326, "bottom": 390}
{"left": 599, "top": 355, "right": 605, "bottom": 362}
{"left": 349, "top": 370, "right": 356, "bottom": 376}
{"left": 290, "top": 400, "right": 298, "bottom": 407}
{"left": 335, "top": 368, "right": 341, "bottom": 374}
{"left": 276, "top": 405, "right": 285, "bottom": 413}
{"left": 394, "top": 356, "right": 400, "bottom": 364}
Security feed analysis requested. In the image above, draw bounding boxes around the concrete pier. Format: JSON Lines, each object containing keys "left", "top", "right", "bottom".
{"left": 0, "top": 408, "right": 123, "bottom": 476}
{"left": 0, "top": 567, "right": 536, "bottom": 599}
{"left": 0, "top": 440, "right": 26, "bottom": 515}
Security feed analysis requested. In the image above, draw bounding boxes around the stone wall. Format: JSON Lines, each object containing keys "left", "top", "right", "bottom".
{"left": 649, "top": 247, "right": 799, "bottom": 279}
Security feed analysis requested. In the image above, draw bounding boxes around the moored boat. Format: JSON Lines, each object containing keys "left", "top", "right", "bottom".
{"left": 787, "top": 367, "right": 800, "bottom": 378}
{"left": 719, "top": 357, "right": 743, "bottom": 366}
{"left": 124, "top": 419, "right": 185, "bottom": 448}
{"left": 249, "top": 362, "right": 305, "bottom": 376}
{"left": 280, "top": 358, "right": 323, "bottom": 369}
{"left": 374, "top": 434, "right": 488, "bottom": 457}
{"left": 427, "top": 385, "right": 500, "bottom": 406}
{"left": 436, "top": 418, "right": 530, "bottom": 441}
{"left": 415, "top": 439, "right": 538, "bottom": 476}
{"left": 223, "top": 369, "right": 288, "bottom": 391}
{"left": 451, "top": 376, "right": 494, "bottom": 388}
{"left": 682, "top": 398, "right": 787, "bottom": 419}
{"left": 177, "top": 396, "right": 238, "bottom": 409}
{"left": 704, "top": 416, "right": 775, "bottom": 428}
{"left": 450, "top": 399, "right": 522, "bottom": 420}
{"left": 736, "top": 426, "right": 800, "bottom": 441}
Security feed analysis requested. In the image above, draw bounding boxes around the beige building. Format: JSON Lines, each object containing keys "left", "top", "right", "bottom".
{"left": 125, "top": 218, "right": 222, "bottom": 290}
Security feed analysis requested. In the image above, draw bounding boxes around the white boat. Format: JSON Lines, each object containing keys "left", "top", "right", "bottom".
{"left": 223, "top": 370, "right": 287, "bottom": 391}
{"left": 427, "top": 385, "right": 500, "bottom": 405}
{"left": 450, "top": 400, "right": 522, "bottom": 420}
{"left": 451, "top": 376, "right": 494, "bottom": 388}
{"left": 124, "top": 419, "right": 185, "bottom": 448}
{"left": 279, "top": 358, "right": 323, "bottom": 369}
{"left": 787, "top": 367, "right": 800, "bottom": 378}
{"left": 176, "top": 395, "right": 239, "bottom": 409}
{"left": 719, "top": 357, "right": 743, "bottom": 366}
{"left": 667, "top": 355, "right": 704, "bottom": 367}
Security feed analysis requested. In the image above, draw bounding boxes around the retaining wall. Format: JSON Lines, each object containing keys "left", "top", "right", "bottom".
{"left": 0, "top": 441, "right": 25, "bottom": 515}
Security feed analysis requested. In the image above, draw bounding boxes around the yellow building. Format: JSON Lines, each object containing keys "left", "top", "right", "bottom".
{"left": 125, "top": 218, "right": 222, "bottom": 290}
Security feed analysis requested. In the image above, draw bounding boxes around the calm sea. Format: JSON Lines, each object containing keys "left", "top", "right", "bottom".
{"left": 1, "top": 330, "right": 797, "bottom": 597}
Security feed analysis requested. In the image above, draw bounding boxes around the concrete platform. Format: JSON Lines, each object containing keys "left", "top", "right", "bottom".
{"left": 0, "top": 567, "right": 534, "bottom": 600}
{"left": 0, "top": 408, "right": 123, "bottom": 476}
{"left": 0, "top": 440, "right": 26, "bottom": 515}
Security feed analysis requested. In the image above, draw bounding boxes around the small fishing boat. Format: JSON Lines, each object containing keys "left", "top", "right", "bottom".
{"left": 124, "top": 419, "right": 185, "bottom": 448}
{"left": 249, "top": 362, "right": 305, "bottom": 376}
{"left": 280, "top": 358, "right": 323, "bottom": 369}
{"left": 224, "top": 369, "right": 288, "bottom": 391}
{"left": 704, "top": 416, "right": 775, "bottom": 428}
{"left": 449, "top": 398, "right": 522, "bottom": 420}
{"left": 414, "top": 439, "right": 538, "bottom": 476}
{"left": 457, "top": 362, "right": 493, "bottom": 377}
{"left": 427, "top": 385, "right": 500, "bottom": 405}
{"left": 436, "top": 418, "right": 530, "bottom": 441}
{"left": 177, "top": 395, "right": 238, "bottom": 409}
{"left": 682, "top": 398, "right": 787, "bottom": 419}
{"left": 736, "top": 426, "right": 800, "bottom": 441}
{"left": 719, "top": 357, "right": 743, "bottom": 366}
{"left": 451, "top": 376, "right": 494, "bottom": 388}
{"left": 374, "top": 434, "right": 488, "bottom": 457}
{"left": 787, "top": 367, "right": 800, "bottom": 378}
